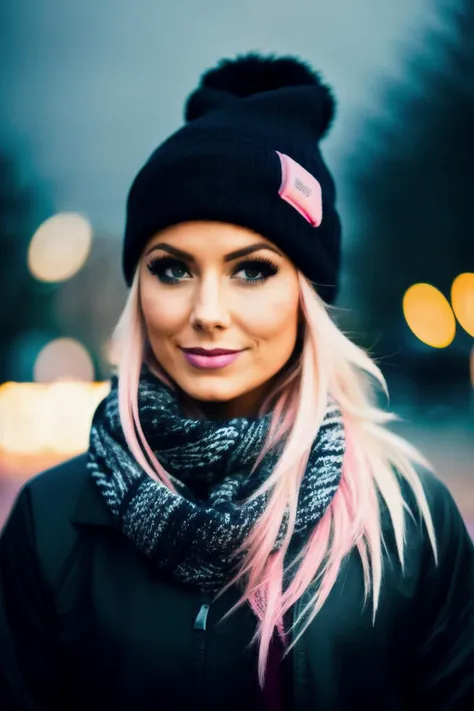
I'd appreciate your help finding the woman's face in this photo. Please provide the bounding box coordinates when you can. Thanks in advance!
[139,221,300,418]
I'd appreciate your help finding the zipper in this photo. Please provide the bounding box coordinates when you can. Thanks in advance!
[194,598,211,631]
[193,592,212,702]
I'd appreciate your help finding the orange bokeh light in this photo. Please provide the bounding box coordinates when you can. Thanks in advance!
[451,273,474,338]
[403,283,456,348]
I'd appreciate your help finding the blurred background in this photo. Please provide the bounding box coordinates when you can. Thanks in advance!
[0,0,472,534]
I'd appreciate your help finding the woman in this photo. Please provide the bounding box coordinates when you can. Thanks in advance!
[1,53,473,711]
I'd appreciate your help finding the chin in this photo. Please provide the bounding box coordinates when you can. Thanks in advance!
[178,377,245,403]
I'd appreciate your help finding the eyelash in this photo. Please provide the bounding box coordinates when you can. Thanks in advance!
[146,256,280,285]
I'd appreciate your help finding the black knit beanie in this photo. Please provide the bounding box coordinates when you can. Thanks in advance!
[123,53,341,303]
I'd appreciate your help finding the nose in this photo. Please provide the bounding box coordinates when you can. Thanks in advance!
[190,274,231,332]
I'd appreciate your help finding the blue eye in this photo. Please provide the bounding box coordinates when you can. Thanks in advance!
[147,258,190,283]
[240,267,262,280]
[234,258,280,284]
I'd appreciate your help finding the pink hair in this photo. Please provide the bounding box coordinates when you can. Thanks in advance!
[109,269,439,688]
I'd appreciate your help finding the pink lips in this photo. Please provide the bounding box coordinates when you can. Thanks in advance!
[181,348,243,370]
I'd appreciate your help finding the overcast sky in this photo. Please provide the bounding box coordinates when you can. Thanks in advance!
[1,0,447,236]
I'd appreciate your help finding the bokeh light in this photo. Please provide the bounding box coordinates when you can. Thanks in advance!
[451,273,474,338]
[34,338,95,382]
[470,346,474,390]
[45,381,108,454]
[27,212,92,283]
[403,283,456,348]
[0,383,52,453]
[0,381,110,455]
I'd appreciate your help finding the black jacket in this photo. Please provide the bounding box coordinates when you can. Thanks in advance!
[0,454,473,710]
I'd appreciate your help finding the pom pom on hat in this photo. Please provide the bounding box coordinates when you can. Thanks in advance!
[184,52,336,137]
[198,52,327,96]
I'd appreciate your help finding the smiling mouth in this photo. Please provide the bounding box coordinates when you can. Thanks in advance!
[180,347,243,356]
[180,348,244,370]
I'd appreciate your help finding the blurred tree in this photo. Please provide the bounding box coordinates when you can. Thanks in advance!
[0,150,57,382]
[342,0,474,393]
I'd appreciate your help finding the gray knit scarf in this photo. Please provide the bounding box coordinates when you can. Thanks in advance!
[87,363,345,593]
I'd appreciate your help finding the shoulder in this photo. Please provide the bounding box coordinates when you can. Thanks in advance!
[377,466,473,594]
[2,453,120,592]
[379,466,464,543]
[1,454,104,586]
[24,453,91,515]
[5,454,91,538]
[2,454,89,535]
[415,467,461,515]
[398,467,474,596]
[22,452,115,535]
[400,467,471,549]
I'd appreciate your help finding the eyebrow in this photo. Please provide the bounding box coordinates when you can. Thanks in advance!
[145,241,283,262]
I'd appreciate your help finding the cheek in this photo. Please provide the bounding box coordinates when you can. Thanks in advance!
[141,289,187,336]
[240,287,299,341]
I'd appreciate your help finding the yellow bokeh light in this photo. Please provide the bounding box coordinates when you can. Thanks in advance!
[34,338,95,382]
[0,383,52,453]
[403,283,456,348]
[470,346,474,389]
[45,381,110,453]
[28,212,92,283]
[0,381,110,455]
[451,273,474,337]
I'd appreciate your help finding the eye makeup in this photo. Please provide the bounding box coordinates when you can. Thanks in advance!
[146,255,280,285]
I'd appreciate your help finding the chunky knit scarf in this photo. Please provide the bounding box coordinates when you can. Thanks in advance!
[88,364,345,594]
